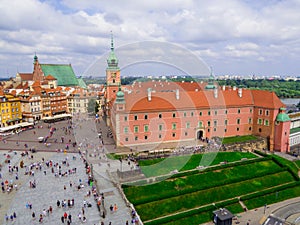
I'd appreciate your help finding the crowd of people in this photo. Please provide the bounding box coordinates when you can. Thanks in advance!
[0,116,136,224]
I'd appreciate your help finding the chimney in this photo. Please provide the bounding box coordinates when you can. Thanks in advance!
[175,89,179,100]
[214,88,218,98]
[238,88,242,97]
[233,86,237,91]
[147,88,151,101]
[222,85,226,91]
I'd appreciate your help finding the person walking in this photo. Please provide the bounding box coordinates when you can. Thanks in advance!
[68,214,72,223]
[32,212,35,220]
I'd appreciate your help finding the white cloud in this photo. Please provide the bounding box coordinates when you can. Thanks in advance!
[0,0,300,77]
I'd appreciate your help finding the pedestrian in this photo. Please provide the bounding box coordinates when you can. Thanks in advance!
[68,214,72,223]
[49,206,53,213]
[32,212,35,220]
[110,205,113,212]
[113,204,118,212]
[61,216,65,223]
[13,212,16,218]
[64,212,68,220]
[57,200,60,207]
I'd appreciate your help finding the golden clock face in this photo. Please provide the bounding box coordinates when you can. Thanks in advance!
[111,73,116,78]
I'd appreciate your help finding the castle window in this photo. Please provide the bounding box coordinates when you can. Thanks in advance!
[144,125,149,132]
[248,118,252,124]
[199,111,202,116]
[125,137,128,142]
[265,110,269,116]
[224,128,227,133]
[113,79,115,83]
[158,113,162,118]
[124,127,128,134]
[144,114,148,120]
[208,111,211,116]
[249,127,252,131]
[159,134,162,139]
[185,132,188,136]
[186,122,190,129]
[172,123,177,130]
[159,124,163,131]
[214,110,218,115]
[135,136,138,141]
[134,126,139,133]
[259,128,262,132]
[250,108,253,113]
[237,118,240,124]
[238,109,241,114]
[237,127,239,131]
[259,109,263,115]
[225,110,228,114]
[134,115,138,120]
[184,112,187,117]
[198,121,203,127]
[264,120,269,126]
[207,121,211,127]
[173,113,176,118]
[172,133,176,137]
[225,119,228,125]
[144,135,148,140]
[258,118,263,125]
[214,120,218,127]
[191,112,194,117]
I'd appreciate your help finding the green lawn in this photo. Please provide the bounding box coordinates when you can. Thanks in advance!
[222,135,258,144]
[136,171,294,221]
[124,159,281,205]
[244,182,300,210]
[123,154,300,224]
[139,152,257,177]
[295,160,300,168]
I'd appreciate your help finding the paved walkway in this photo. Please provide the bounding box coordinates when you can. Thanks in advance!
[0,118,134,225]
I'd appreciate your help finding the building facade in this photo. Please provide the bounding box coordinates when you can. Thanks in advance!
[0,91,22,127]
[105,40,291,152]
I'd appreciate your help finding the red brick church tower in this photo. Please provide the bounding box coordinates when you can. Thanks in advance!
[106,33,121,103]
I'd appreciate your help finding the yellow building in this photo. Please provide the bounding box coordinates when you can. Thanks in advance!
[0,92,22,127]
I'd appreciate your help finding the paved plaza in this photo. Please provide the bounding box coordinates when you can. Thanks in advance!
[0,117,134,225]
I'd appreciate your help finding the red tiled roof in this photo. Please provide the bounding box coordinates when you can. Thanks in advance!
[118,81,284,112]
[18,73,33,81]
[251,89,285,109]
[45,74,57,80]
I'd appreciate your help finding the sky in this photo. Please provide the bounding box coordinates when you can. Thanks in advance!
[0,0,300,78]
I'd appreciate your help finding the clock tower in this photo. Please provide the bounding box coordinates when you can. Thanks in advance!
[106,33,121,102]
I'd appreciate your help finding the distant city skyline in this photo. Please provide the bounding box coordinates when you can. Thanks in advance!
[1,0,300,78]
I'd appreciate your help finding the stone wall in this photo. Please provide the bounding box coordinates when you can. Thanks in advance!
[221,137,268,152]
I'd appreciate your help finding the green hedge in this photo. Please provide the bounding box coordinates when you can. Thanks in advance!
[243,182,300,210]
[240,181,299,201]
[271,155,299,181]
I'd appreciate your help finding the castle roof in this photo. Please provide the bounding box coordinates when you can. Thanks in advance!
[117,81,284,113]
